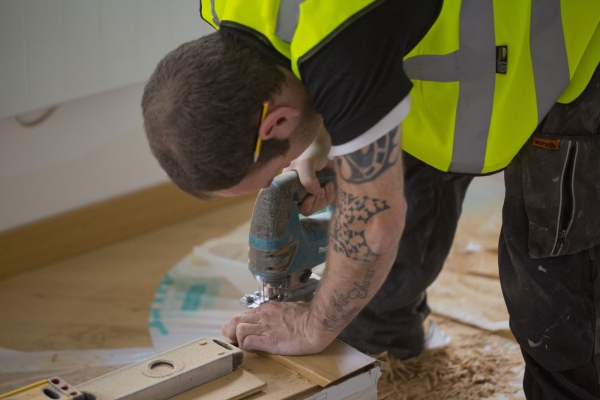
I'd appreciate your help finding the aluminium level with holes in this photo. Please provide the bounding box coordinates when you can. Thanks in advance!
[75,337,243,400]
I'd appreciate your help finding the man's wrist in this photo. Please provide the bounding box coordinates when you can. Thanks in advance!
[306,304,339,350]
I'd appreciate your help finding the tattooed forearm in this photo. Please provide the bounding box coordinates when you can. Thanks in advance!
[323,268,375,332]
[331,191,390,262]
[336,128,400,184]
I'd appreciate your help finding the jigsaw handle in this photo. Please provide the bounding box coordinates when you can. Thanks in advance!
[248,168,335,279]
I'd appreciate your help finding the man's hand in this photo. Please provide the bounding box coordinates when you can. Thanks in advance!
[222,301,333,355]
[283,125,335,215]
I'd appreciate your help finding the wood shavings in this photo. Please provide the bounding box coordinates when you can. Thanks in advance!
[374,330,524,400]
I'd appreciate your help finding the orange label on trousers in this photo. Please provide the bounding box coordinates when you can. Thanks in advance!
[532,137,560,151]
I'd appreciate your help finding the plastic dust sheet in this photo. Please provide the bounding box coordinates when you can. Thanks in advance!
[149,222,257,353]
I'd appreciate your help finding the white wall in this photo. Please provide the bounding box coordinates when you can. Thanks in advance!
[0,1,214,232]
[0,83,165,232]
[0,0,212,119]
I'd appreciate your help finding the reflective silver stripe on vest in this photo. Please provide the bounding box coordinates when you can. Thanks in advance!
[210,0,220,26]
[530,0,570,124]
[404,0,569,174]
[450,0,495,173]
[403,51,460,82]
[276,0,306,43]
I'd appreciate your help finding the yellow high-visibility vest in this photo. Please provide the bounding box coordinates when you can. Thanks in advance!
[200,0,600,174]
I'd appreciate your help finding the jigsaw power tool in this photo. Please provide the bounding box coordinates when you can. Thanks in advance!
[240,169,335,308]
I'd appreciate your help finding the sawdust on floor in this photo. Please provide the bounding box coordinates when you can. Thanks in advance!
[375,317,524,400]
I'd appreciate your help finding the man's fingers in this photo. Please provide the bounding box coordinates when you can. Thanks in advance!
[222,312,260,342]
[223,310,271,352]
[241,333,274,353]
[295,165,322,197]
[324,182,336,205]
[298,195,316,215]
[222,319,237,342]
[236,323,263,350]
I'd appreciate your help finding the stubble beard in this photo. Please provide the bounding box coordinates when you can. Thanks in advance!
[292,97,323,148]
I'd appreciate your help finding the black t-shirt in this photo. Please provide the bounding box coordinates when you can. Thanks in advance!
[301,0,440,156]
[222,0,441,156]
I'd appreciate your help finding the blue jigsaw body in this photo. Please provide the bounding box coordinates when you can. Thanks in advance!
[242,169,335,307]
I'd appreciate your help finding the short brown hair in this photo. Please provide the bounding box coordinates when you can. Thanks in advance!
[141,31,287,198]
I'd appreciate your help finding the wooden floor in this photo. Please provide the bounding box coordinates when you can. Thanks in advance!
[0,197,256,352]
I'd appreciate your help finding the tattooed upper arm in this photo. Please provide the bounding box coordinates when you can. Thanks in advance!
[330,126,402,262]
[336,127,400,184]
[331,192,390,262]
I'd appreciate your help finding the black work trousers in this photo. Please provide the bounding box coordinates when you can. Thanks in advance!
[499,65,600,399]
[338,151,473,360]
[500,158,600,398]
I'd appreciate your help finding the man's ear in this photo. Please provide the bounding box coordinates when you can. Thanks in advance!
[258,106,300,141]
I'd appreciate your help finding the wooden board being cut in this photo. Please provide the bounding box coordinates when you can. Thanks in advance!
[259,340,375,387]
[242,352,320,400]
[170,368,266,400]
